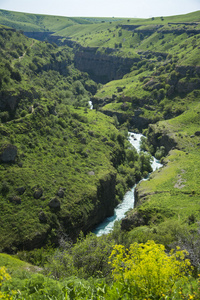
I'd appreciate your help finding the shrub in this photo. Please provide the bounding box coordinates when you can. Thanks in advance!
[109,240,191,299]
[23,273,66,298]
[155,146,165,160]
[0,267,16,299]
[10,51,18,58]
[1,181,10,195]
[20,110,27,117]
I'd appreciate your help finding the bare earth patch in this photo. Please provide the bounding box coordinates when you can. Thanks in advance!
[174,170,186,189]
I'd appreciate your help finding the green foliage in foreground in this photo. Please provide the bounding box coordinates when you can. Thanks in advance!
[1,240,200,299]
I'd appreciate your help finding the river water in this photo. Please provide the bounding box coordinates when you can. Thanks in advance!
[93,132,162,236]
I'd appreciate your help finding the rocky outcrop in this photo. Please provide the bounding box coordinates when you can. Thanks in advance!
[102,110,128,124]
[60,170,117,240]
[143,79,162,91]
[0,89,40,113]
[33,188,43,199]
[166,65,200,96]
[16,186,26,195]
[74,46,140,83]
[82,171,117,232]
[24,32,74,46]
[138,50,168,59]
[130,115,151,130]
[101,109,151,129]
[121,25,141,31]
[121,25,163,35]
[158,28,200,35]
[39,211,48,223]
[96,172,117,218]
[24,32,55,41]
[39,59,71,76]
[91,96,114,108]
[121,190,174,231]
[176,65,200,77]
[147,124,177,154]
[135,25,164,35]
[8,195,21,204]
[177,78,200,94]
[121,210,146,230]
[49,197,61,209]
[57,187,65,198]
[0,144,17,163]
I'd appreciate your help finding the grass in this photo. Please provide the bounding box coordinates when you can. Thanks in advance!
[0,105,121,250]
[0,253,38,273]
[0,9,124,32]
[0,26,121,251]
[0,25,156,251]
[130,101,200,230]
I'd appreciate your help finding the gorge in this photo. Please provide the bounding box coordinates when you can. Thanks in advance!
[0,8,200,299]
[93,132,162,236]
[0,8,200,254]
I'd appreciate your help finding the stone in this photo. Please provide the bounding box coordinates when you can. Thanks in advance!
[48,197,60,209]
[28,106,34,113]
[16,186,26,195]
[39,211,47,223]
[88,131,94,137]
[88,171,95,176]
[195,131,200,136]
[0,144,17,163]
[101,137,108,142]
[143,79,161,91]
[134,109,143,116]
[121,102,129,111]
[57,188,65,198]
[117,87,124,92]
[81,137,86,144]
[33,188,43,199]
[9,195,21,204]
[48,105,57,115]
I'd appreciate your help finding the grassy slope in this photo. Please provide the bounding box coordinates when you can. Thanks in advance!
[0,10,200,299]
[0,9,123,32]
[0,106,119,250]
[54,11,200,48]
[72,11,200,236]
[0,26,152,252]
[0,9,200,250]
[0,27,122,251]
[132,102,200,228]
[91,18,200,123]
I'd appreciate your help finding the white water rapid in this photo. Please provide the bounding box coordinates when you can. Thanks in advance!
[93,132,162,236]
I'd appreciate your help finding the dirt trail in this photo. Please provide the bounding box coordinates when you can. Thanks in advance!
[18,40,36,60]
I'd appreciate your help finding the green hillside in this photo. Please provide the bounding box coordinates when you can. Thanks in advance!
[0,26,153,252]
[0,9,123,32]
[0,8,200,300]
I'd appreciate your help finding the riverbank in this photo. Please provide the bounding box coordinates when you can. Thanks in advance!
[93,132,162,236]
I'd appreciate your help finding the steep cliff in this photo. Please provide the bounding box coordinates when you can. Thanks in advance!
[9,171,118,251]
[74,46,140,83]
[147,124,178,154]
